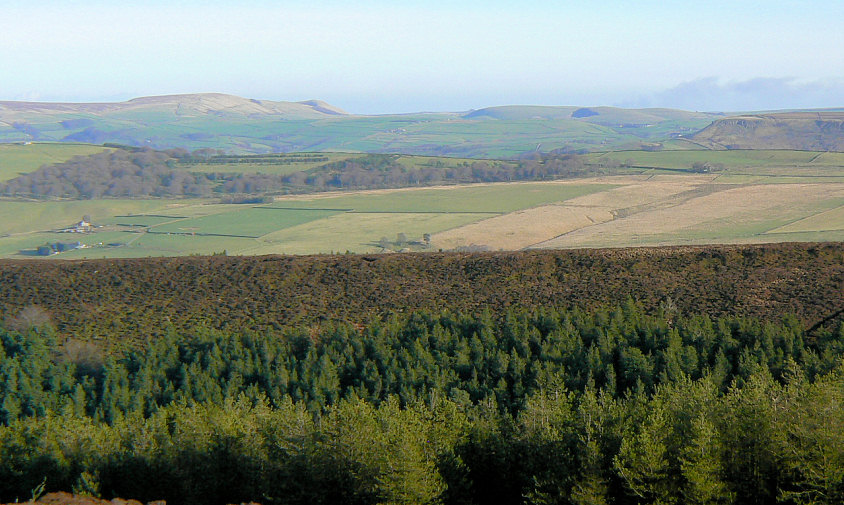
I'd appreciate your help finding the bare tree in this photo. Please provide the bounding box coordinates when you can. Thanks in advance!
[8,305,53,333]
[55,338,104,376]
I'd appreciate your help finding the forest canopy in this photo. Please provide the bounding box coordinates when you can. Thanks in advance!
[1,303,843,505]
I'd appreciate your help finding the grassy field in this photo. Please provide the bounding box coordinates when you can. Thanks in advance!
[0,142,110,181]
[179,153,359,175]
[531,181,844,249]
[244,212,491,255]
[1,145,843,258]
[0,181,614,258]
[267,182,613,213]
[3,172,844,258]
[178,152,504,177]
[766,203,844,234]
[586,149,844,177]
[148,208,342,237]
[0,199,187,235]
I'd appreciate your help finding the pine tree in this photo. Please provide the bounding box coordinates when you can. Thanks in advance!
[680,412,732,505]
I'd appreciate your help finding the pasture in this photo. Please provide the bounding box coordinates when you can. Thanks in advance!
[531,181,844,249]
[766,203,844,234]
[0,181,613,258]
[148,208,342,237]
[266,182,613,213]
[586,149,844,178]
[179,153,357,175]
[244,212,491,255]
[1,145,843,258]
[0,142,110,181]
[177,152,503,178]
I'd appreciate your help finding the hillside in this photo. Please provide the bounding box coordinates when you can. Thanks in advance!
[465,105,715,125]
[0,93,347,119]
[0,94,716,156]
[1,242,842,345]
[4,244,844,505]
[692,111,844,150]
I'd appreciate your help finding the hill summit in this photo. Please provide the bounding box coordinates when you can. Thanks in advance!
[0,93,347,119]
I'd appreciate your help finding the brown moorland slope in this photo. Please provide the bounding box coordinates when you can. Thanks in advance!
[1,243,842,346]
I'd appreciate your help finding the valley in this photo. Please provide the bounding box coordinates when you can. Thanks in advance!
[1,144,842,258]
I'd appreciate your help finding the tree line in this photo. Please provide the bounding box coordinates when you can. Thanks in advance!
[0,148,600,199]
[1,303,843,504]
[0,149,214,199]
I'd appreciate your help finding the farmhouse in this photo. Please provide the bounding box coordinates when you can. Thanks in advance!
[73,220,92,232]
[59,219,93,233]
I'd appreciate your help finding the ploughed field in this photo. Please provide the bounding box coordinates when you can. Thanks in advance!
[1,242,842,346]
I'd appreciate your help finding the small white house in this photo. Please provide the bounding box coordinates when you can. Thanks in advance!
[73,220,92,232]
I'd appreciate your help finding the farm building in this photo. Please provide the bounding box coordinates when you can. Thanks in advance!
[59,220,93,233]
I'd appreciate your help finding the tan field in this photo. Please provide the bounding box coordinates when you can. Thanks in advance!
[430,175,712,249]
[425,175,844,251]
[533,182,844,249]
[431,204,615,250]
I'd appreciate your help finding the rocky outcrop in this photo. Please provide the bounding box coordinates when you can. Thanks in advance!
[692,111,844,151]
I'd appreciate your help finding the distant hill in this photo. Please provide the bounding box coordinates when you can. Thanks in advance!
[464,105,717,125]
[2,93,839,156]
[0,93,347,120]
[692,111,844,151]
[463,105,581,120]
[0,94,716,156]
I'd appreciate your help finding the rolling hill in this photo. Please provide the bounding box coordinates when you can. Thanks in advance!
[0,94,717,157]
[3,94,843,157]
[464,105,715,125]
[0,93,347,119]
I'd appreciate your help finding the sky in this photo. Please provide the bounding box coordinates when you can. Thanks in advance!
[1,0,843,114]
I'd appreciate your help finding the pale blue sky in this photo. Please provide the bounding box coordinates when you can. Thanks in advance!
[1,0,842,113]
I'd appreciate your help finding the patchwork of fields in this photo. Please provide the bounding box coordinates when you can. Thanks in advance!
[0,182,614,257]
[1,145,843,258]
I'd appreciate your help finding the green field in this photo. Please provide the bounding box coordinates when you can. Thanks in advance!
[0,181,615,258]
[149,208,342,237]
[179,153,359,175]
[0,142,110,181]
[267,182,613,213]
[106,214,188,227]
[0,199,188,235]
[767,204,844,234]
[394,154,493,170]
[586,149,844,176]
[244,212,492,255]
